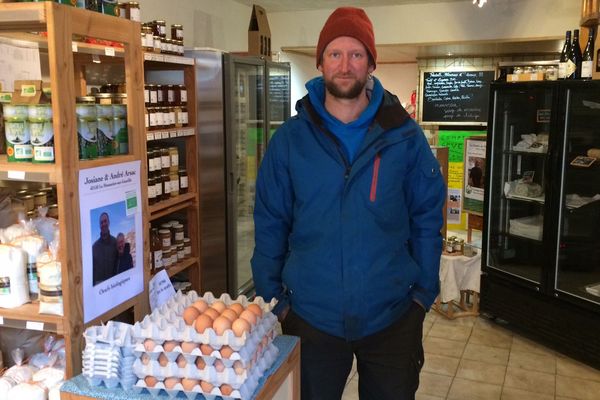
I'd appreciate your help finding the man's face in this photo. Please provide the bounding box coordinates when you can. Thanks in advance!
[319,36,374,100]
[100,214,110,237]
[117,235,125,253]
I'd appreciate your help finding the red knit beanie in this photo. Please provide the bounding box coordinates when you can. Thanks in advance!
[316,7,377,69]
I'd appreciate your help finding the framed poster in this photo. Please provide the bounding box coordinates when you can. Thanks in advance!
[463,135,487,215]
[79,161,144,323]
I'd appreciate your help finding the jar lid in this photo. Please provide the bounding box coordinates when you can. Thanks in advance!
[76,96,96,103]
[95,93,112,99]
[179,168,187,173]
[34,192,46,197]
[168,146,178,150]
[128,1,139,5]
[172,24,183,28]
[154,20,166,24]
[112,93,127,99]
[21,194,34,199]
[158,228,171,234]
[183,238,190,243]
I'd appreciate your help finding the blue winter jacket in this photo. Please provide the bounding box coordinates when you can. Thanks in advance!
[251,83,446,341]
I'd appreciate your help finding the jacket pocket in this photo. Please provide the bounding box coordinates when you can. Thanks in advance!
[369,152,381,202]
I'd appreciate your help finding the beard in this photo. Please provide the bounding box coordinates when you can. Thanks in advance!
[325,73,367,100]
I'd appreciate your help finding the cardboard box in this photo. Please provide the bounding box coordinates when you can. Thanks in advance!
[11,80,50,105]
[507,72,545,82]
[248,4,271,58]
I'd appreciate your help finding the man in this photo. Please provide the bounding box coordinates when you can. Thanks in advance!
[115,232,133,274]
[92,212,118,285]
[251,7,445,400]
[469,159,483,188]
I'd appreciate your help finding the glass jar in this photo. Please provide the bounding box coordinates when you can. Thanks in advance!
[177,243,185,261]
[170,245,178,265]
[180,105,188,127]
[179,169,188,194]
[183,237,191,257]
[161,171,171,201]
[34,192,47,208]
[148,175,157,205]
[112,93,127,105]
[167,85,175,106]
[160,147,171,172]
[179,85,187,105]
[169,171,179,197]
[173,106,182,128]
[120,1,140,21]
[172,85,181,106]
[176,40,184,56]
[545,65,558,81]
[513,66,524,75]
[168,107,176,128]
[152,20,166,38]
[156,84,164,106]
[154,172,163,201]
[141,25,153,51]
[158,228,171,249]
[160,38,168,54]
[168,146,179,171]
[148,84,158,106]
[173,223,185,243]
[171,24,183,41]
[95,93,113,105]
[22,195,35,212]
[523,66,534,74]
[153,35,161,53]
[162,247,172,269]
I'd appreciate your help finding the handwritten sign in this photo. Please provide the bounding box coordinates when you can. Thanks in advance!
[149,269,175,312]
[420,70,495,124]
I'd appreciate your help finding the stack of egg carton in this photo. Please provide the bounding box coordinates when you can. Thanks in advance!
[132,291,279,399]
[82,321,137,389]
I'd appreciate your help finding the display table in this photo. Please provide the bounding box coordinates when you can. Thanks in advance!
[60,335,300,400]
[433,252,481,319]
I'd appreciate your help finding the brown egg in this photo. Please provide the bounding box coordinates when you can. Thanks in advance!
[212,316,232,335]
[181,378,199,391]
[162,340,180,352]
[194,314,214,334]
[247,303,263,317]
[220,308,238,322]
[176,354,187,368]
[220,345,234,358]
[233,360,245,375]
[158,353,169,367]
[143,338,156,352]
[200,380,214,393]
[164,377,181,389]
[200,343,213,355]
[239,309,257,326]
[232,318,251,337]
[183,306,200,326]
[210,300,226,313]
[214,359,225,372]
[229,303,244,316]
[144,376,158,387]
[203,307,220,320]
[181,341,198,353]
[195,356,206,370]
[192,299,209,313]
[220,384,233,396]
[141,353,151,365]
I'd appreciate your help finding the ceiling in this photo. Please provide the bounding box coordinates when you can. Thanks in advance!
[234,0,562,63]
[232,0,466,13]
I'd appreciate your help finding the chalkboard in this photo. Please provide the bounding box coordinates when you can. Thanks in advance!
[419,70,495,125]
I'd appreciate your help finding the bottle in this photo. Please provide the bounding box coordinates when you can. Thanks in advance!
[558,30,571,79]
[569,29,582,79]
[582,27,595,79]
[151,228,163,272]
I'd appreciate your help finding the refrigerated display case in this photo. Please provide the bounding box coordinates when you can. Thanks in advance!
[482,81,600,368]
[187,49,291,297]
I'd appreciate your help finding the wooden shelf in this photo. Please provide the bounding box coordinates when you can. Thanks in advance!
[79,154,138,169]
[146,127,196,142]
[149,192,197,220]
[0,302,64,334]
[0,155,61,183]
[164,257,199,278]
[143,52,194,66]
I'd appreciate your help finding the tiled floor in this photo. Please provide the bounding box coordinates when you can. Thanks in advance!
[341,312,600,400]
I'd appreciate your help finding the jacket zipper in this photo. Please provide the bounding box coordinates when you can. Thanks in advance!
[370,152,381,202]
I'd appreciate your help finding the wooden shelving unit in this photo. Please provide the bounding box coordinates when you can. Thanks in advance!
[0,2,147,377]
[143,54,201,289]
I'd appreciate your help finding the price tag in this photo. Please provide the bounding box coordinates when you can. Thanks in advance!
[177,129,184,137]
[0,316,4,325]
[26,321,44,331]
[105,47,116,57]
[72,42,78,52]
[170,130,177,138]
[7,170,26,180]
[146,132,154,141]
[161,131,170,139]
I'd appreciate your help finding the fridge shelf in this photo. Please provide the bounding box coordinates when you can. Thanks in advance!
[505,193,545,204]
[504,149,548,156]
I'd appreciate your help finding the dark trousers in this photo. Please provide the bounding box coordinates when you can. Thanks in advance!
[282,303,425,400]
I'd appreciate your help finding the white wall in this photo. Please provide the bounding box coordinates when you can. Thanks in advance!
[136,0,251,51]
[374,63,419,107]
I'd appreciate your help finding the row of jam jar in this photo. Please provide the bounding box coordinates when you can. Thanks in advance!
[147,146,188,205]
[146,106,189,130]
[144,84,187,107]
[141,20,184,55]
[151,219,192,272]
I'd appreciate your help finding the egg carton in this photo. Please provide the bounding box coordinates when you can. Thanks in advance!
[132,309,277,352]
[133,341,278,387]
[83,374,137,390]
[132,326,277,370]
[84,321,135,349]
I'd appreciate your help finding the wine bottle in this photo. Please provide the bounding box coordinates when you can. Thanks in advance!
[582,27,595,79]
[569,29,582,79]
[558,30,571,79]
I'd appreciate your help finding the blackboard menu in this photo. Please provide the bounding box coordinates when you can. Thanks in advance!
[420,70,495,125]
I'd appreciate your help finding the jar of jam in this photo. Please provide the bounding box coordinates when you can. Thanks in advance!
[142,25,153,51]
[152,20,166,38]
[148,176,157,205]
[112,93,127,105]
[176,40,184,56]
[156,84,164,105]
[179,85,187,105]
[153,35,161,53]
[171,24,183,41]
[170,245,178,265]
[180,105,188,127]
[147,107,156,129]
[160,38,168,54]
[161,172,171,200]
[169,171,179,197]
[160,147,171,172]
[174,106,182,128]
[167,85,175,106]
[120,1,140,21]
[95,93,113,105]
[183,237,191,257]
[173,223,185,242]
[154,172,163,201]
[162,247,172,269]
[148,84,158,106]
[179,169,188,194]
[168,107,176,128]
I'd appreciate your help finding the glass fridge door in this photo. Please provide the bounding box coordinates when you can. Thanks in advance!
[486,84,554,285]
[266,62,290,143]
[227,57,265,296]
[555,84,600,304]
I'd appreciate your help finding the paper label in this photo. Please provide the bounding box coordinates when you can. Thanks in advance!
[148,269,175,312]
[582,61,593,78]
[105,47,116,57]
[21,84,36,97]
[26,321,44,331]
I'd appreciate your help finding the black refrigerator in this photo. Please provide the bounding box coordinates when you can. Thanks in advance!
[482,80,600,368]
[186,48,291,297]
